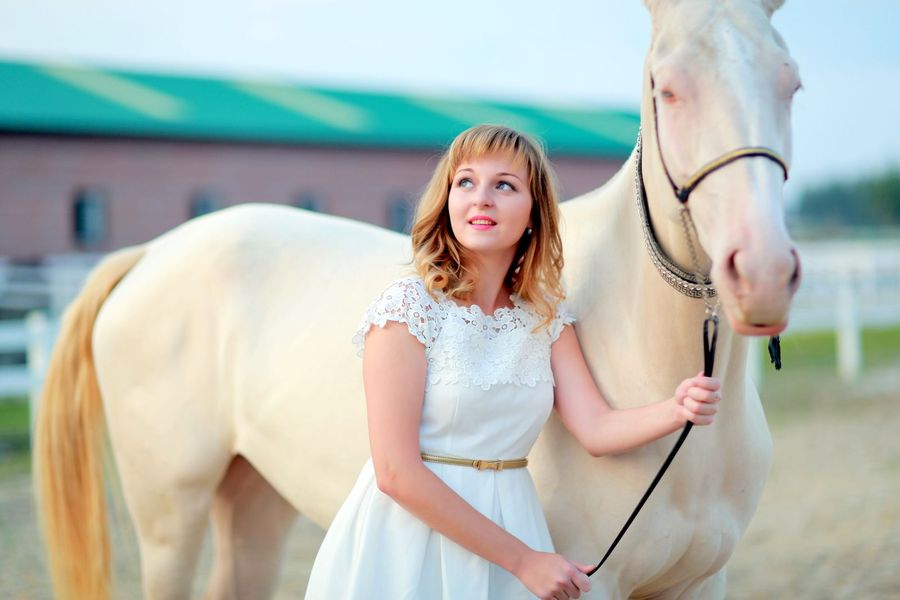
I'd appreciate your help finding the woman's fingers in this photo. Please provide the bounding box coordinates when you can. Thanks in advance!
[569,560,592,595]
[675,376,722,426]
[522,552,593,599]
[559,564,582,598]
[684,405,714,424]
[687,386,721,404]
[692,375,721,390]
[678,375,719,399]
[690,408,715,422]
[684,397,718,415]
[573,570,591,593]
[682,390,719,426]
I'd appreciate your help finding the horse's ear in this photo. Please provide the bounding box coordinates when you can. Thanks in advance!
[759,0,786,17]
[641,0,666,32]
[642,0,661,13]
[643,0,786,18]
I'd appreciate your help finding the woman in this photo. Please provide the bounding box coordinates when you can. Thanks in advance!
[304,125,720,600]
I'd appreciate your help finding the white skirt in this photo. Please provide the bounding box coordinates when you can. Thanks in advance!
[304,459,554,600]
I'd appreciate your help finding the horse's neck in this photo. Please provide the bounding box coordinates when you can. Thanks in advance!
[562,150,749,410]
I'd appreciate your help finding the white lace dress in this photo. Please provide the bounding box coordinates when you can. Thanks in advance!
[304,275,575,600]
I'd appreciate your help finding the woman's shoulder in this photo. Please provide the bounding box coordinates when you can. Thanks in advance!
[548,298,576,343]
[382,273,428,294]
[352,275,441,356]
[375,275,441,310]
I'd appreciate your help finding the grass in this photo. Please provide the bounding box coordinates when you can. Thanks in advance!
[756,325,900,426]
[865,326,900,368]
[0,397,31,478]
[769,326,900,370]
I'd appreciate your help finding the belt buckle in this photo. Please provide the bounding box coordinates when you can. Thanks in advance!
[473,459,503,471]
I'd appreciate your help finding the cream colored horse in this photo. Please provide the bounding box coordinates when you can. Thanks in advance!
[35,0,801,598]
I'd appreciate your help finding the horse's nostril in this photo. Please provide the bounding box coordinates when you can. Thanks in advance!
[788,248,801,291]
[726,249,740,282]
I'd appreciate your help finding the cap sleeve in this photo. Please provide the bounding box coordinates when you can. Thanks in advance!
[549,301,576,343]
[351,277,439,356]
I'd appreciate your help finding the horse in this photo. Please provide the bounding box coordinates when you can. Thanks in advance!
[34,0,802,598]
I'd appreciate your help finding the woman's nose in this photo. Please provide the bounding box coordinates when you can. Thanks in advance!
[473,186,494,207]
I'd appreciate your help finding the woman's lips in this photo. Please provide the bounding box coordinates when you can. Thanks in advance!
[468,217,497,231]
[470,223,496,231]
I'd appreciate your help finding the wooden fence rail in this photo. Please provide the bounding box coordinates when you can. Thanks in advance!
[2,241,899,402]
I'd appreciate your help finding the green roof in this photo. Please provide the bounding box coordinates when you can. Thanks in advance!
[0,60,639,158]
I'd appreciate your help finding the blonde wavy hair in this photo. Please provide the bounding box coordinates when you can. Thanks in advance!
[410,124,565,330]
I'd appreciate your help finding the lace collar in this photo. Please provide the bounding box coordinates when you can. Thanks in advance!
[431,287,529,321]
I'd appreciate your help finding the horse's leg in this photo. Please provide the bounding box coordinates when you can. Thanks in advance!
[106,387,234,600]
[646,570,725,600]
[203,455,299,600]
[678,570,726,600]
[115,443,232,600]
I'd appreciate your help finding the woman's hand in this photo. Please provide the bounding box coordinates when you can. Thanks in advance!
[514,550,592,599]
[673,371,721,426]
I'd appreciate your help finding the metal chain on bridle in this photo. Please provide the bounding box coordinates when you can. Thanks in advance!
[586,76,789,577]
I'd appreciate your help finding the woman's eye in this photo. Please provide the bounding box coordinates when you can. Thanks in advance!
[457,177,474,188]
[497,181,515,191]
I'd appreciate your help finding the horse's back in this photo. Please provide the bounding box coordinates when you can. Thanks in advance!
[93,203,411,526]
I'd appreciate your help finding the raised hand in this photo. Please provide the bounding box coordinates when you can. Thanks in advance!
[673,371,721,426]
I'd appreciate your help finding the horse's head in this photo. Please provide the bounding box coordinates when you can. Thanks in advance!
[641,0,801,336]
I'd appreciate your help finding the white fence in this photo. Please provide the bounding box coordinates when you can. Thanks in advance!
[790,239,900,332]
[0,257,93,402]
[0,313,57,402]
[1,241,899,401]
[781,239,900,383]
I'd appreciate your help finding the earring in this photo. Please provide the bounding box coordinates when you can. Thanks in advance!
[526,227,533,236]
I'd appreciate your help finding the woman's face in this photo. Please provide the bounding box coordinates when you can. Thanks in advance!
[447,152,533,266]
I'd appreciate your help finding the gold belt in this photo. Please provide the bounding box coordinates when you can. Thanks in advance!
[420,452,528,471]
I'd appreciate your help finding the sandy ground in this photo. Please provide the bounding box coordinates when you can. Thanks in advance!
[725,391,900,598]
[2,392,898,599]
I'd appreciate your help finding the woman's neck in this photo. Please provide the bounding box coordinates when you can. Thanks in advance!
[461,254,515,314]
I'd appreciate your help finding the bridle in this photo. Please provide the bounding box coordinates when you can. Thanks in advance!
[645,73,790,312]
[643,73,789,372]
[650,77,789,204]
[585,75,789,578]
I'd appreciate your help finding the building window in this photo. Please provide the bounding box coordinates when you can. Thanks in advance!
[72,187,108,247]
[189,189,224,219]
[388,195,414,233]
[293,191,323,213]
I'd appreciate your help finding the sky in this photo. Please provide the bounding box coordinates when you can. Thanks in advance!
[1,0,899,201]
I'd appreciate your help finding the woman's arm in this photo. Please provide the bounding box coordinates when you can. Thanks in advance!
[364,321,592,599]
[550,325,720,457]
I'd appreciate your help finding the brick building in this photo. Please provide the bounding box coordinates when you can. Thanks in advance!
[0,60,638,263]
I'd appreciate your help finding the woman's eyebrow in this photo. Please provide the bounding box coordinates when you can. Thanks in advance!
[454,168,524,182]
[498,172,524,182]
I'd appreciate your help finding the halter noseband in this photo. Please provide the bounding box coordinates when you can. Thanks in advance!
[650,76,789,205]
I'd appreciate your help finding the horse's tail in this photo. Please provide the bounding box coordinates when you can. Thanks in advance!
[34,244,147,600]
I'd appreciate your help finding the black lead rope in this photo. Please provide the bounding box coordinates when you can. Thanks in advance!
[586,315,719,577]
[768,335,782,370]
[584,95,790,577]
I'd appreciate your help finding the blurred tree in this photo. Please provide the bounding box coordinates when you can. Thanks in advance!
[793,168,900,229]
